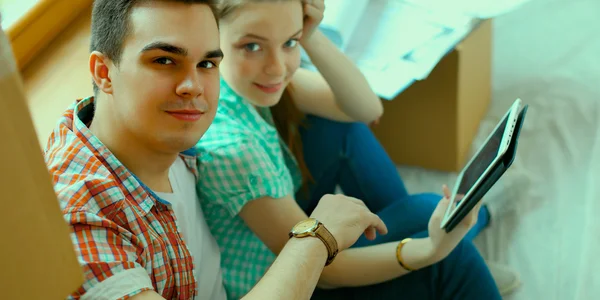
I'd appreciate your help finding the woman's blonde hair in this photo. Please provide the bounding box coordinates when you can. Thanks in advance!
[216,0,314,190]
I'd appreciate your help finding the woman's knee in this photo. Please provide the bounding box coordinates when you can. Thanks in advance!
[443,239,485,269]
[437,239,500,298]
[305,115,368,135]
[413,193,443,204]
[345,121,373,137]
[302,115,358,146]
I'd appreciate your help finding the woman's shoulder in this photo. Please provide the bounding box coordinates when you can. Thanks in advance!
[217,78,248,110]
[205,81,277,148]
[213,82,260,125]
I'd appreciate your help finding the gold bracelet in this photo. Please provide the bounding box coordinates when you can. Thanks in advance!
[396,238,417,272]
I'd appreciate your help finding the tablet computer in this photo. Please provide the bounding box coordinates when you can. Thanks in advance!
[441,99,529,232]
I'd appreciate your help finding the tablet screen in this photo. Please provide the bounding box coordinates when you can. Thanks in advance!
[453,116,509,205]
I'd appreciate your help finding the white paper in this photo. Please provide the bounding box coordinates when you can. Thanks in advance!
[346,1,446,67]
[311,0,528,100]
[401,24,473,80]
[405,0,532,19]
[340,0,457,99]
[320,0,369,51]
[361,60,416,100]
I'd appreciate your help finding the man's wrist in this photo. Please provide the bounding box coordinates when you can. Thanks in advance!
[288,236,328,264]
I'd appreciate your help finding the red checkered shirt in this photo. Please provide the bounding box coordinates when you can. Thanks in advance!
[45,97,198,299]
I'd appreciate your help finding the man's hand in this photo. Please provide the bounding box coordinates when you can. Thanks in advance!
[310,194,388,251]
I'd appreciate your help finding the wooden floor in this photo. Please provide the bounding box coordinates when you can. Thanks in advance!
[22,7,92,146]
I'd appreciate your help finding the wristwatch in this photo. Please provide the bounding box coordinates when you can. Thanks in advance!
[289,218,339,266]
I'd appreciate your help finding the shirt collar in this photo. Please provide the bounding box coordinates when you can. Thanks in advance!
[71,97,199,215]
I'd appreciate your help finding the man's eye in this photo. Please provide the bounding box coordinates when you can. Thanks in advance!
[154,57,174,65]
[244,43,261,52]
[199,61,217,69]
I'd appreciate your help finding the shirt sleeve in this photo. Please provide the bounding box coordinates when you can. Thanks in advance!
[197,137,295,216]
[66,211,154,300]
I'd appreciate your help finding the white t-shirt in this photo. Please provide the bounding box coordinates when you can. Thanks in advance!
[156,157,227,300]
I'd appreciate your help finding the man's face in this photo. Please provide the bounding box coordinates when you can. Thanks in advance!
[104,2,222,153]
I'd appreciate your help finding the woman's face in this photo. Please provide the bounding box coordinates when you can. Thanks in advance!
[218,1,303,107]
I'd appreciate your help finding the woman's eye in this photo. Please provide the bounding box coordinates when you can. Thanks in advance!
[244,43,261,52]
[284,39,299,48]
[154,57,174,65]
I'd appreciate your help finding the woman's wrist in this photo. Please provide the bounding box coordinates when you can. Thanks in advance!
[397,237,440,270]
[300,29,326,51]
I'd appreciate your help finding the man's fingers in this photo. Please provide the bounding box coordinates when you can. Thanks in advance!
[363,227,376,240]
[331,194,387,235]
[350,196,387,235]
[367,213,388,235]
[328,194,365,207]
[345,196,367,208]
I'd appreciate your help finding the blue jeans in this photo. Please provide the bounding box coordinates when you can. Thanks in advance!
[295,116,500,300]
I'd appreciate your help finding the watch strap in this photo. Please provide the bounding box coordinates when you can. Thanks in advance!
[315,223,339,266]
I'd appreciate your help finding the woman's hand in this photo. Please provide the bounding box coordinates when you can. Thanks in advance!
[369,117,381,128]
[426,185,483,262]
[300,0,325,43]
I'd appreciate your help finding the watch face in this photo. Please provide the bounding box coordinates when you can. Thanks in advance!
[293,218,319,234]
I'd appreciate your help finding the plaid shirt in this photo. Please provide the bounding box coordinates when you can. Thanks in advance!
[195,79,303,299]
[44,97,199,299]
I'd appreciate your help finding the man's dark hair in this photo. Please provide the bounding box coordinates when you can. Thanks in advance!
[90,0,218,94]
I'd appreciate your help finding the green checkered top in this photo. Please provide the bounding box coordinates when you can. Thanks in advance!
[195,78,303,299]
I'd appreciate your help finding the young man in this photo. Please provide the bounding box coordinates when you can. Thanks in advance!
[42,1,387,299]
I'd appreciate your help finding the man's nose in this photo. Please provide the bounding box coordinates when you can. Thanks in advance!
[176,70,204,98]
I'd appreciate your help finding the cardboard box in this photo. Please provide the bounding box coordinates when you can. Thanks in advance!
[371,20,493,172]
[0,25,83,299]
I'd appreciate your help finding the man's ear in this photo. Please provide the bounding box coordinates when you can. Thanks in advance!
[89,51,114,94]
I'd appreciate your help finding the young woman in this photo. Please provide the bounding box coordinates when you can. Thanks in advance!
[196,0,517,298]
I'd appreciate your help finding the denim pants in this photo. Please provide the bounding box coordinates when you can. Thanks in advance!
[295,115,500,300]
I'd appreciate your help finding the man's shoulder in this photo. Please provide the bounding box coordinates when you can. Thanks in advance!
[49,157,126,218]
[44,112,126,217]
